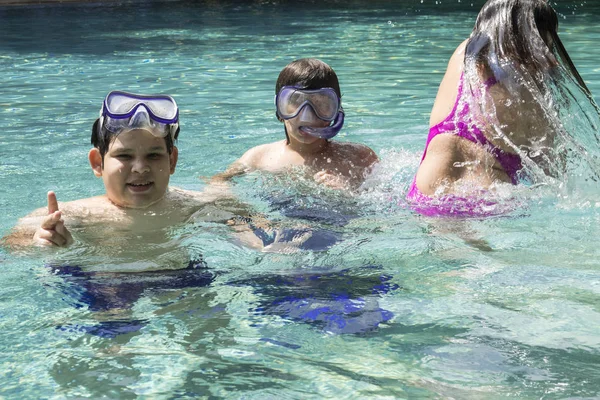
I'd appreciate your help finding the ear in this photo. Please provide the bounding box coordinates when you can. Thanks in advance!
[169,146,178,175]
[88,148,103,177]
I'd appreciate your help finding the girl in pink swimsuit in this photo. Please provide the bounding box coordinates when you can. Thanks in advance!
[407,0,597,217]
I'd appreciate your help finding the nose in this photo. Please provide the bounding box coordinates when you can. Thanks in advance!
[298,104,319,123]
[131,157,150,174]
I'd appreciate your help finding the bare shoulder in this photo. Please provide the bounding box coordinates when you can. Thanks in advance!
[238,141,285,167]
[62,195,112,212]
[449,40,468,66]
[441,39,468,91]
[211,141,285,183]
[17,196,106,221]
[331,141,379,167]
[429,39,468,126]
[52,196,121,224]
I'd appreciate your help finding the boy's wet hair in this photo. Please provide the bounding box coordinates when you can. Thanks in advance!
[91,119,178,161]
[276,58,341,97]
[275,58,342,143]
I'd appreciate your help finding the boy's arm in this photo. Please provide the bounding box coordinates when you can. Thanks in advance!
[2,191,74,250]
[209,160,249,184]
[209,146,264,184]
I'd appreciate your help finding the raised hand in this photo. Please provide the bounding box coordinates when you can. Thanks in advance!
[33,191,74,247]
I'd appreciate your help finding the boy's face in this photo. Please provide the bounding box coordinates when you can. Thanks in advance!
[89,128,178,209]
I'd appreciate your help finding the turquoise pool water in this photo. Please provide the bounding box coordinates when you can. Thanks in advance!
[1,0,600,398]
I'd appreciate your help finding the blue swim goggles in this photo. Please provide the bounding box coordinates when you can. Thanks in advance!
[99,91,179,138]
[275,86,344,139]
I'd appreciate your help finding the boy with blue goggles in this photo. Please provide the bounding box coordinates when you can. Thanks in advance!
[211,58,378,191]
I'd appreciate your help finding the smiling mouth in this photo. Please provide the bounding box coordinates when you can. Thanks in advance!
[127,181,154,192]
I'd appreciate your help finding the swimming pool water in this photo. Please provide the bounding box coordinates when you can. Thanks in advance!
[1,0,600,398]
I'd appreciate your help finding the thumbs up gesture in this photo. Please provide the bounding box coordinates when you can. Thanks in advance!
[33,191,74,247]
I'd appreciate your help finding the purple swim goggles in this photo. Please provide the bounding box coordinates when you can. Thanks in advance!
[275,86,344,139]
[99,91,179,138]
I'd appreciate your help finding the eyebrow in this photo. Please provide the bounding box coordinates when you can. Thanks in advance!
[111,146,167,153]
[148,146,167,152]
[110,147,133,153]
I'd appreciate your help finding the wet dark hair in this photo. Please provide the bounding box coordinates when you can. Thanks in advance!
[462,0,600,182]
[91,118,178,162]
[276,58,341,97]
[465,0,588,91]
[275,58,342,143]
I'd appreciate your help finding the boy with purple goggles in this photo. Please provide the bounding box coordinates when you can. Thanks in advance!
[3,91,239,250]
[212,58,378,191]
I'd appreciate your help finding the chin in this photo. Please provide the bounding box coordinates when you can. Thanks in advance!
[294,131,319,144]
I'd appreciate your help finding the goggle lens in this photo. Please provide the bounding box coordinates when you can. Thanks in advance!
[103,91,179,123]
[276,87,340,121]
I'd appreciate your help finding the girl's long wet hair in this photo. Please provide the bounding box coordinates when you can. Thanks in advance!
[465,0,588,92]
[275,58,341,144]
[462,0,600,186]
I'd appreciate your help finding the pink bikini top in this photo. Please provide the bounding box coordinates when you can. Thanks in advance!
[421,73,522,183]
[406,73,522,217]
